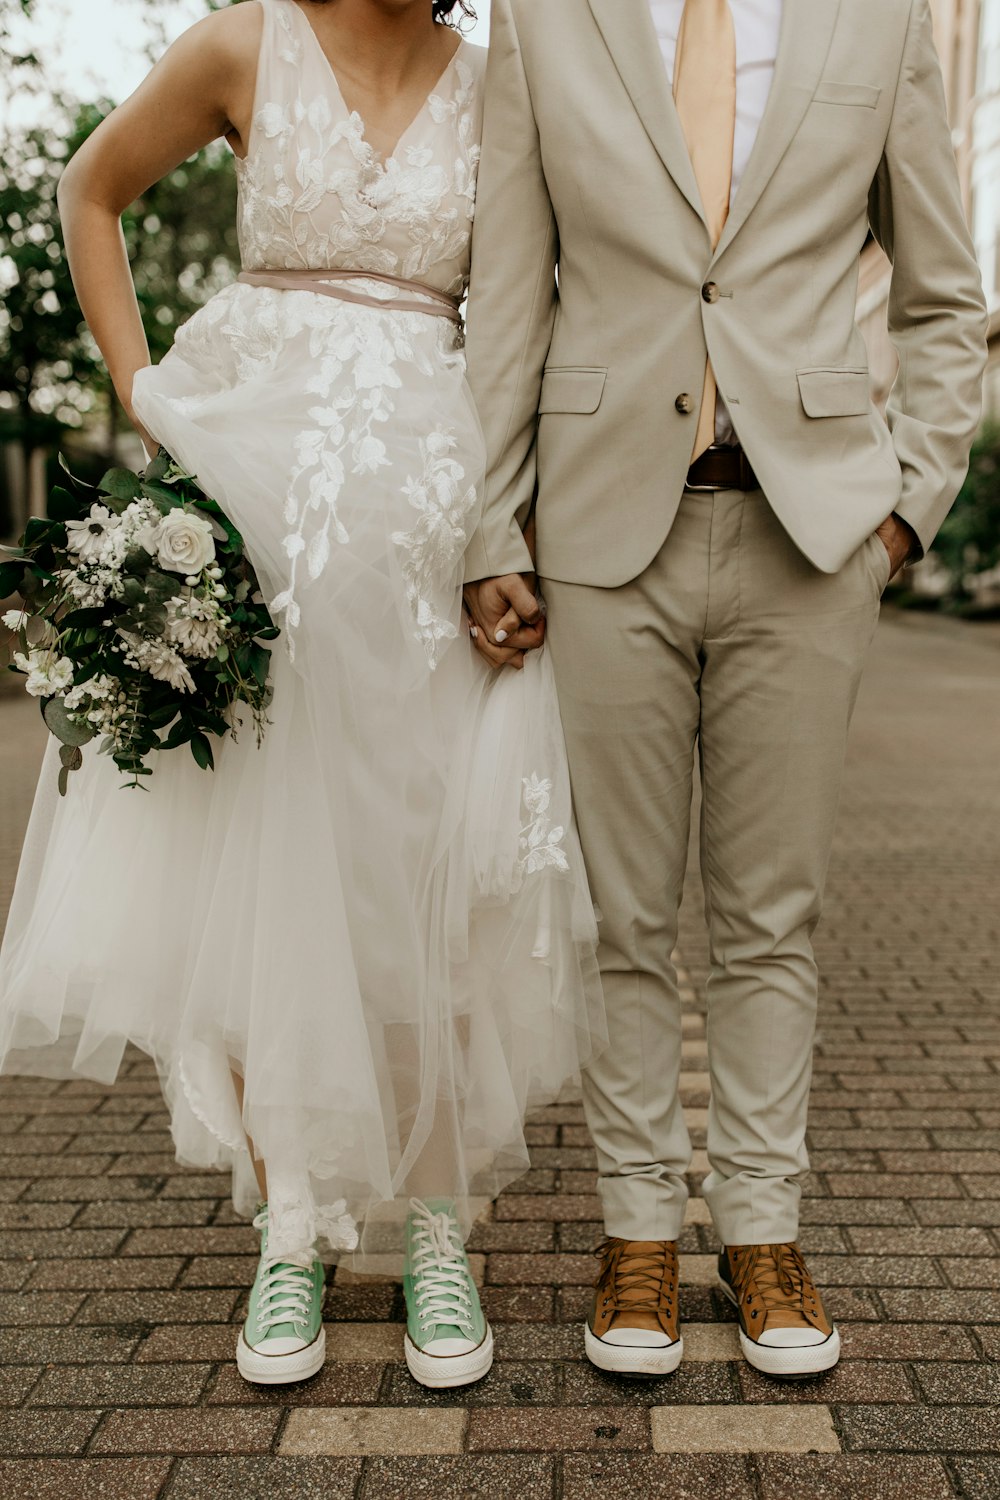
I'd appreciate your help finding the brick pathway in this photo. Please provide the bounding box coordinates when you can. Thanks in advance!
[0,609,998,1499]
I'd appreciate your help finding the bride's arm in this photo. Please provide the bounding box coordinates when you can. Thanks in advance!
[56,6,262,455]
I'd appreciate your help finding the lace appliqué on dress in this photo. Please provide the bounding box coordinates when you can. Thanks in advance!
[391,428,478,667]
[268,1175,360,1258]
[519,774,570,877]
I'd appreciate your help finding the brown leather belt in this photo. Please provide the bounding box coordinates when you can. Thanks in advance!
[686,444,759,492]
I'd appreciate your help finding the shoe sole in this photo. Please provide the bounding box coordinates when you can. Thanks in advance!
[404,1324,494,1389]
[717,1277,842,1379]
[583,1322,684,1377]
[236,1326,326,1385]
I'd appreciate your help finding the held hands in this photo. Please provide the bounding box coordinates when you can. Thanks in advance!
[463,572,545,670]
[875,512,918,580]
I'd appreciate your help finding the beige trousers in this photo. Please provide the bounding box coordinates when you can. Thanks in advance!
[543,489,889,1245]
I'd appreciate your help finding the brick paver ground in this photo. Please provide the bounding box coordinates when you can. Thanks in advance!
[0,608,997,1499]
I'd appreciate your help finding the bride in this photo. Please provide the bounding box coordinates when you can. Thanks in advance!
[0,0,603,1390]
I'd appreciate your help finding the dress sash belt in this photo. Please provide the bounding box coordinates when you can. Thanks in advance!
[237,267,463,323]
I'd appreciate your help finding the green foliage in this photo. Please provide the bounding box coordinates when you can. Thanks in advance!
[0,100,239,449]
[931,423,1000,608]
[6,451,277,792]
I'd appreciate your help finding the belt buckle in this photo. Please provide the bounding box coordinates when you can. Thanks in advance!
[685,444,733,493]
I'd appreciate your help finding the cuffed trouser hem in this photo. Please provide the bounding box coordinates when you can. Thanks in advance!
[702,1168,803,1247]
[597,1175,689,1244]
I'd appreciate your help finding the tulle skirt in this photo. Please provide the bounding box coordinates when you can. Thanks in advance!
[0,284,605,1260]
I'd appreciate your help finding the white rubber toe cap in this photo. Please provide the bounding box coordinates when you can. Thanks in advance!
[416,1336,479,1357]
[597,1327,676,1348]
[757,1327,831,1349]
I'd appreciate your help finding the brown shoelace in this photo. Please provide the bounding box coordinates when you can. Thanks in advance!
[595,1238,678,1317]
[729,1243,820,1328]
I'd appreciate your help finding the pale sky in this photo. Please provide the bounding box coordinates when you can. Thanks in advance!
[3,0,492,128]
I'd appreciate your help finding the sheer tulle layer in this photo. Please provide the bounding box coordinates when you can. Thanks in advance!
[0,287,605,1260]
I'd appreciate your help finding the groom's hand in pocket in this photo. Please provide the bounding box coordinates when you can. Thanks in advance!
[463,574,545,671]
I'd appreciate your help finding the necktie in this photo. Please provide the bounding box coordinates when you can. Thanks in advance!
[673,0,737,461]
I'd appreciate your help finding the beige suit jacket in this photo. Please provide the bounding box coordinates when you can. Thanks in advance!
[463,0,988,585]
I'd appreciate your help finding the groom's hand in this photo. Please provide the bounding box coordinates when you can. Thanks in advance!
[875,512,919,580]
[463,573,545,671]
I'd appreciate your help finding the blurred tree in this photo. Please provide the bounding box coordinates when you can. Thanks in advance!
[931,424,1000,610]
[0,0,241,535]
[0,102,238,530]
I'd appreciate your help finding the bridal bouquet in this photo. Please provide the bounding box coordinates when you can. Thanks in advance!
[2,451,279,793]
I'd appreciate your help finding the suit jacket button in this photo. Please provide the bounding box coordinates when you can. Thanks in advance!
[675,393,694,414]
[702,281,720,303]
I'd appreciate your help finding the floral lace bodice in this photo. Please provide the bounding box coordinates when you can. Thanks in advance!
[235,0,484,298]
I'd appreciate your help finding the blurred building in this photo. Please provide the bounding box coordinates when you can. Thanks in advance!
[860,0,1000,420]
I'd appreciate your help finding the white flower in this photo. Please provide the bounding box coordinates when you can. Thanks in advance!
[65,504,121,563]
[154,509,216,576]
[164,592,224,659]
[120,499,163,556]
[13,649,74,698]
[144,643,195,693]
[2,608,26,632]
[119,630,196,693]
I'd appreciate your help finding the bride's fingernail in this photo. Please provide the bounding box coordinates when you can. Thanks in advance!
[495,629,508,643]
[469,625,479,639]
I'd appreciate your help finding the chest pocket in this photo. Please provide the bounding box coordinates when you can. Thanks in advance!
[797,368,871,418]
[539,368,607,415]
[812,81,881,109]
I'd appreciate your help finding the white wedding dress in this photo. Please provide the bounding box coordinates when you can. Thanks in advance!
[0,0,604,1260]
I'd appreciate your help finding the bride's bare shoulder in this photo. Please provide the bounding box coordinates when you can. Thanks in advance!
[178,1,265,70]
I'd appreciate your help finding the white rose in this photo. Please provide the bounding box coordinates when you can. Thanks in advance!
[155,509,216,576]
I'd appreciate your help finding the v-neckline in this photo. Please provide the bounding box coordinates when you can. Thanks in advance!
[289,4,465,166]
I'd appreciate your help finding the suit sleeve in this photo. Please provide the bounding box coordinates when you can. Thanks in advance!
[867,0,988,559]
[462,0,558,583]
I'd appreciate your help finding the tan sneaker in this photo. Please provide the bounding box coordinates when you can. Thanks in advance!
[584,1238,684,1377]
[718,1242,841,1379]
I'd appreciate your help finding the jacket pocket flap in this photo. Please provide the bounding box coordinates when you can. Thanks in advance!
[813,81,881,108]
[539,368,607,415]
[797,367,871,418]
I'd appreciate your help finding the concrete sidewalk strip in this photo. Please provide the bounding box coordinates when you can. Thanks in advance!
[680,1254,721,1286]
[325,1321,404,1362]
[651,1404,840,1454]
[280,1407,467,1455]
[682,1322,742,1361]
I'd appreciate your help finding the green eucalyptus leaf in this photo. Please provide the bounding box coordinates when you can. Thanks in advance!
[59,744,84,772]
[100,468,143,502]
[144,570,183,603]
[43,697,96,748]
[57,765,70,798]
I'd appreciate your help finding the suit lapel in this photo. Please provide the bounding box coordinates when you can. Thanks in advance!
[586,0,707,230]
[713,0,843,258]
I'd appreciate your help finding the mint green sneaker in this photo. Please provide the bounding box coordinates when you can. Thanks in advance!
[236,1205,326,1385]
[403,1198,494,1388]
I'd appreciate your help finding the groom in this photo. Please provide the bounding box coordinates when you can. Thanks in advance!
[463,0,987,1378]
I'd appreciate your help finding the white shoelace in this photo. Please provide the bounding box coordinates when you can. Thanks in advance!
[251,1208,316,1332]
[408,1198,475,1336]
